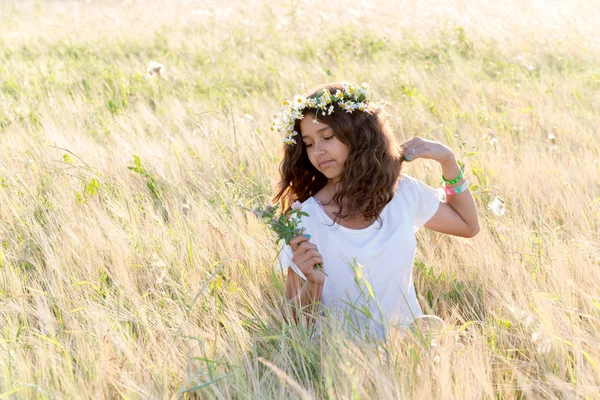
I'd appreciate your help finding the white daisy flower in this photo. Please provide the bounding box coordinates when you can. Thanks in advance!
[343,82,355,96]
[334,90,344,100]
[292,95,307,109]
[341,102,354,113]
[327,105,334,115]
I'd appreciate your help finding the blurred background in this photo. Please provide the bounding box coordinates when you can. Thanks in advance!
[1,0,599,398]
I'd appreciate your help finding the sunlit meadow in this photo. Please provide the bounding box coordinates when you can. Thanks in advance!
[1,0,599,398]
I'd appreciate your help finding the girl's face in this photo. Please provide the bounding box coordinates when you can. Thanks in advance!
[300,117,350,183]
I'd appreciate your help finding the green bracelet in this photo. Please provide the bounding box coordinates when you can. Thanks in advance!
[442,167,464,185]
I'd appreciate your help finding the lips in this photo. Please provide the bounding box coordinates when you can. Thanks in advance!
[319,160,334,167]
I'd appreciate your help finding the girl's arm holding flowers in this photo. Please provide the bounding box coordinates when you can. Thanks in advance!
[251,202,326,326]
[285,234,325,325]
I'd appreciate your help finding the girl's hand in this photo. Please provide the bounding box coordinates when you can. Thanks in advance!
[400,136,456,165]
[289,235,326,285]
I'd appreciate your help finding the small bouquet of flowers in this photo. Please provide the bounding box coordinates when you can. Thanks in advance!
[252,201,325,273]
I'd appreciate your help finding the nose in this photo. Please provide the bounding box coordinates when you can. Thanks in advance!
[313,140,326,155]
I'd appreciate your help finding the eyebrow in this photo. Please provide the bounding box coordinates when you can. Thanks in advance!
[302,126,331,140]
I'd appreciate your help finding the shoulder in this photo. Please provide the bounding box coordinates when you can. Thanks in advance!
[395,174,423,194]
[394,174,443,203]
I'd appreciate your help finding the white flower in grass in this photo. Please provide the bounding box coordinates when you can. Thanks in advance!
[487,196,505,216]
[291,201,302,211]
[150,252,168,284]
[147,61,164,77]
[531,331,539,342]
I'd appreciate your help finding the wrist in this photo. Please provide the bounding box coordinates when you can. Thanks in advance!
[303,279,323,303]
[306,279,324,289]
[440,153,457,167]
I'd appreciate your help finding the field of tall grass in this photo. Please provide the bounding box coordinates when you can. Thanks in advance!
[1,0,599,398]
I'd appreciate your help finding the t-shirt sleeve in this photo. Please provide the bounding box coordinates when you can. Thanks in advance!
[400,175,442,232]
[277,242,307,280]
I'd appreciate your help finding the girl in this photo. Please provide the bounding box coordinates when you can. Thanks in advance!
[272,81,480,341]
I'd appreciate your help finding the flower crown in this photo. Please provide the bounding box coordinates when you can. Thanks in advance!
[271,82,378,145]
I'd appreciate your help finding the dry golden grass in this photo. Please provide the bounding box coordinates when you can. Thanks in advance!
[1,0,599,398]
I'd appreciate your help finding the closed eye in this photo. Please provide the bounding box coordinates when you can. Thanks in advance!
[305,136,333,148]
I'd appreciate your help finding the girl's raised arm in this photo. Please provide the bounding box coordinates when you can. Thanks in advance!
[401,137,480,238]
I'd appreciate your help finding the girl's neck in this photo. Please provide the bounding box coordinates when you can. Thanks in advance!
[321,180,348,207]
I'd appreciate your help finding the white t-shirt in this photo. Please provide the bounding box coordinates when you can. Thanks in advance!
[277,174,442,340]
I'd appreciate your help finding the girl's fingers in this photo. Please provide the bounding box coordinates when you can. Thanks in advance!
[297,248,320,264]
[404,142,431,161]
[402,141,423,153]
[401,136,424,148]
[289,235,309,252]
[403,147,419,161]
[310,257,323,267]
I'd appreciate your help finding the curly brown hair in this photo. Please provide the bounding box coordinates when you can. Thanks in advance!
[272,82,406,228]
